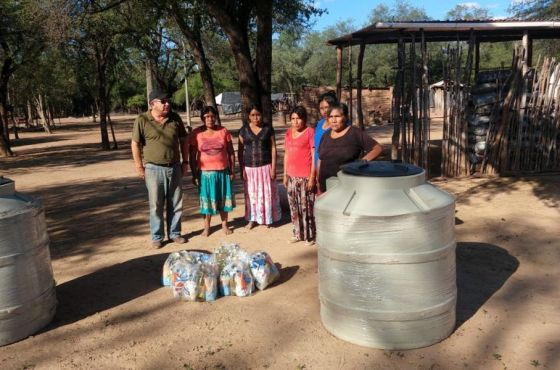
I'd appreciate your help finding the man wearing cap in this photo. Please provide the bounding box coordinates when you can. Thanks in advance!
[131,90,189,248]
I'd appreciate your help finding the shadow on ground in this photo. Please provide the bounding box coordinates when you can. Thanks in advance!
[24,177,171,260]
[2,140,133,172]
[50,253,168,329]
[456,242,519,327]
[10,136,70,148]
[47,254,299,330]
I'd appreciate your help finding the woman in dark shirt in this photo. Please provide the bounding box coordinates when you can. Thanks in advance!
[318,103,383,193]
[238,104,281,229]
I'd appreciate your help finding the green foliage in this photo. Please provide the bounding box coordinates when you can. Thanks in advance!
[6,0,560,123]
[272,30,306,92]
[127,94,146,109]
[445,4,490,20]
[359,2,430,86]
[510,0,560,19]
[368,0,430,23]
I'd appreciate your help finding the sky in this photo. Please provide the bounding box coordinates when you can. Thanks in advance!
[310,0,517,31]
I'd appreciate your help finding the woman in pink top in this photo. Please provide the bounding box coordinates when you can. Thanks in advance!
[282,106,316,245]
[189,106,236,236]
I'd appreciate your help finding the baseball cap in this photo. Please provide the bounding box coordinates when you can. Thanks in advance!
[149,90,170,103]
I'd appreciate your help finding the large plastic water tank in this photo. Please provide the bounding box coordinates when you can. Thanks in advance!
[0,177,56,346]
[315,161,456,350]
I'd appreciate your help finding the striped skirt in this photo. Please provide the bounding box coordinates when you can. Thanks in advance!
[199,169,235,215]
[287,176,316,242]
[243,164,281,224]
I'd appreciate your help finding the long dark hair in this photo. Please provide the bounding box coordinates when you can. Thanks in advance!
[246,103,262,116]
[290,105,308,124]
[319,91,338,106]
[200,105,219,120]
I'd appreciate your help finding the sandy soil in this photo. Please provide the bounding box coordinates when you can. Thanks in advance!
[0,114,559,370]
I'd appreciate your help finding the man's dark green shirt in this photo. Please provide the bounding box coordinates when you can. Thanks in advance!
[132,111,187,165]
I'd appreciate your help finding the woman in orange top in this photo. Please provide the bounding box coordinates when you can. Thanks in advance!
[189,106,236,236]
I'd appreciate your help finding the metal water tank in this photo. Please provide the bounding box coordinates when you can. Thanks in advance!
[0,177,56,346]
[315,161,456,350]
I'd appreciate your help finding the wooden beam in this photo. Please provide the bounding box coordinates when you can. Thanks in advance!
[348,44,353,123]
[421,30,430,174]
[474,39,480,81]
[392,37,404,161]
[336,46,343,100]
[522,31,530,75]
[356,43,365,130]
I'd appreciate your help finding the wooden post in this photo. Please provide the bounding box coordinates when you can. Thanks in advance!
[474,39,480,83]
[336,46,343,101]
[347,44,353,123]
[357,43,365,130]
[421,31,429,174]
[527,37,533,68]
[516,32,531,171]
[411,34,419,165]
[522,31,530,75]
[441,45,449,177]
[391,37,404,161]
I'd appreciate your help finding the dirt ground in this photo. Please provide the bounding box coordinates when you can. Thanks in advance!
[0,114,559,370]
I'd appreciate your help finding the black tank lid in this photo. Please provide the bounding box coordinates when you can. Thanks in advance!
[341,161,424,177]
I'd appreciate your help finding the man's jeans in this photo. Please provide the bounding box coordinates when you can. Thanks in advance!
[144,163,183,241]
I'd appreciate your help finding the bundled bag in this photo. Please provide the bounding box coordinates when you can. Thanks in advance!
[163,251,219,301]
[162,244,280,301]
[249,251,279,290]
[214,243,250,268]
[219,261,254,297]
[172,260,202,301]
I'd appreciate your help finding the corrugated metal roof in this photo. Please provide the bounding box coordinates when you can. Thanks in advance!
[327,20,560,46]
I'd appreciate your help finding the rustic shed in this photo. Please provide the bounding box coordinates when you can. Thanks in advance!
[327,20,560,176]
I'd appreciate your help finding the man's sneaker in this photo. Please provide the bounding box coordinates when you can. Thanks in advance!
[171,236,187,244]
[151,240,163,249]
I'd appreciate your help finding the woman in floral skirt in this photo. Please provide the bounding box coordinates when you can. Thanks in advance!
[238,104,281,229]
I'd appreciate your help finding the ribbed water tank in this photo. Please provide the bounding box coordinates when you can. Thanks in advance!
[315,161,456,350]
[0,178,56,346]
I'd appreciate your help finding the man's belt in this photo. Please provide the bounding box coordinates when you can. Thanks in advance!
[146,162,178,167]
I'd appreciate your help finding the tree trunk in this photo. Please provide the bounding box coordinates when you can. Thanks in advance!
[26,100,33,127]
[0,55,14,157]
[108,113,118,149]
[146,60,154,108]
[10,108,19,140]
[48,104,55,128]
[255,0,273,125]
[92,103,97,123]
[35,94,52,134]
[95,43,111,150]
[206,0,259,123]
[170,8,220,124]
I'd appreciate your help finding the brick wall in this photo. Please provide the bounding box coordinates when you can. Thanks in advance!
[300,86,393,126]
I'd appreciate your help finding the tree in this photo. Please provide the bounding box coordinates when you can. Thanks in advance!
[66,0,136,150]
[301,21,356,87]
[166,0,220,115]
[271,30,306,94]
[0,0,45,156]
[368,0,429,22]
[510,0,560,19]
[204,0,321,124]
[361,1,430,87]
[446,4,490,20]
